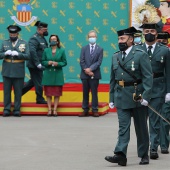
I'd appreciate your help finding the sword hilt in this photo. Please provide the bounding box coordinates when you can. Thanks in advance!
[133,93,142,102]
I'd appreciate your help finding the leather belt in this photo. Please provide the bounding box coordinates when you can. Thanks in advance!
[116,79,142,87]
[4,59,24,63]
[153,72,164,78]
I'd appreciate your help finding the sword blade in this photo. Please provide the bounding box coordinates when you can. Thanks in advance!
[148,104,170,125]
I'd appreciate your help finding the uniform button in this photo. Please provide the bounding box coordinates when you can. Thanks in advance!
[122,73,123,75]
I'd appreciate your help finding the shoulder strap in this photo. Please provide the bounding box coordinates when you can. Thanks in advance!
[116,55,138,81]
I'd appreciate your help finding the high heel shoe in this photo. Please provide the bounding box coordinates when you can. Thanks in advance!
[53,110,58,117]
[47,110,52,116]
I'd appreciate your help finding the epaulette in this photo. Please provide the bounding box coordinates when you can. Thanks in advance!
[135,48,144,52]
[33,33,38,37]
[159,43,169,49]
[19,39,26,43]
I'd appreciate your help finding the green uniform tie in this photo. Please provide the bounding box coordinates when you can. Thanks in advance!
[148,46,153,60]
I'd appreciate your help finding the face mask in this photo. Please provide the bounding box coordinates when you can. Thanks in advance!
[43,31,48,36]
[50,41,57,46]
[10,36,18,42]
[134,37,141,44]
[89,37,96,44]
[118,42,128,51]
[160,42,168,45]
[145,33,155,42]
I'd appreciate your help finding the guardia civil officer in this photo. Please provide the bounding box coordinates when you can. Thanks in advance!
[105,27,153,166]
[22,21,48,104]
[137,23,170,159]
[156,31,169,46]
[158,32,170,154]
[0,25,30,117]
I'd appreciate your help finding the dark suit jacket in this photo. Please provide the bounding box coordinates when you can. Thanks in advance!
[80,44,103,79]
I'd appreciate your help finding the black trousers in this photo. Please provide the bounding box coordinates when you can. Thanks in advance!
[3,76,24,114]
[81,79,99,112]
[22,68,45,102]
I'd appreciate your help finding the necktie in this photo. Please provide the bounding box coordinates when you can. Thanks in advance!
[148,46,153,59]
[91,45,94,54]
[122,51,126,61]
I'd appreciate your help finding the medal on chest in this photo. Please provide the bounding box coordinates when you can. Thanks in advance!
[131,61,135,71]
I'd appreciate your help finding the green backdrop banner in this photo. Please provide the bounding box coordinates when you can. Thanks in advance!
[0,0,130,83]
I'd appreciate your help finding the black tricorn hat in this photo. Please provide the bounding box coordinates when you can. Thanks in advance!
[157,32,170,39]
[139,23,159,29]
[34,21,48,28]
[134,30,142,37]
[117,27,137,36]
[7,25,21,33]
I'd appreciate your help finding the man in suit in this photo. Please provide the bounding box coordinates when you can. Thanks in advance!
[79,30,103,117]
[22,21,48,104]
[105,27,153,166]
[137,23,170,158]
[0,25,30,117]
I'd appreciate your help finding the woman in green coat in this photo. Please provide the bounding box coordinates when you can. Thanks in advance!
[42,34,67,116]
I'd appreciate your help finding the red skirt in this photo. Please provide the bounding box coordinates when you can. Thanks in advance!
[44,86,63,97]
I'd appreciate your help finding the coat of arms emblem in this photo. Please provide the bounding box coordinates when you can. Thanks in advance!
[11,0,37,26]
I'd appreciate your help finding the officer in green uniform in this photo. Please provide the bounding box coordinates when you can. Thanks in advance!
[160,101,170,154]
[137,23,170,159]
[156,31,169,46]
[105,27,153,166]
[22,21,48,104]
[0,25,30,117]
[158,32,170,154]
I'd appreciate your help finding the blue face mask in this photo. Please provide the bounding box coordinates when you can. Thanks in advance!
[89,37,96,44]
[134,37,141,44]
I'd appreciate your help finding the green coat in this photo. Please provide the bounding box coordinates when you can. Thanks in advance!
[26,32,48,69]
[0,39,30,78]
[137,43,170,98]
[110,45,153,109]
[42,47,67,86]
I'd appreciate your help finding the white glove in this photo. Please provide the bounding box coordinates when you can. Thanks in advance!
[109,102,114,109]
[5,50,12,56]
[11,50,19,56]
[140,99,148,106]
[37,64,42,69]
[165,93,170,103]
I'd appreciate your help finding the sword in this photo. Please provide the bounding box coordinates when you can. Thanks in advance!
[147,104,170,125]
[133,93,170,125]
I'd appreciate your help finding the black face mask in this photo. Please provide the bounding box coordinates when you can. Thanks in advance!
[118,42,128,51]
[10,36,18,42]
[50,41,57,46]
[160,42,168,45]
[43,31,48,36]
[145,33,156,42]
